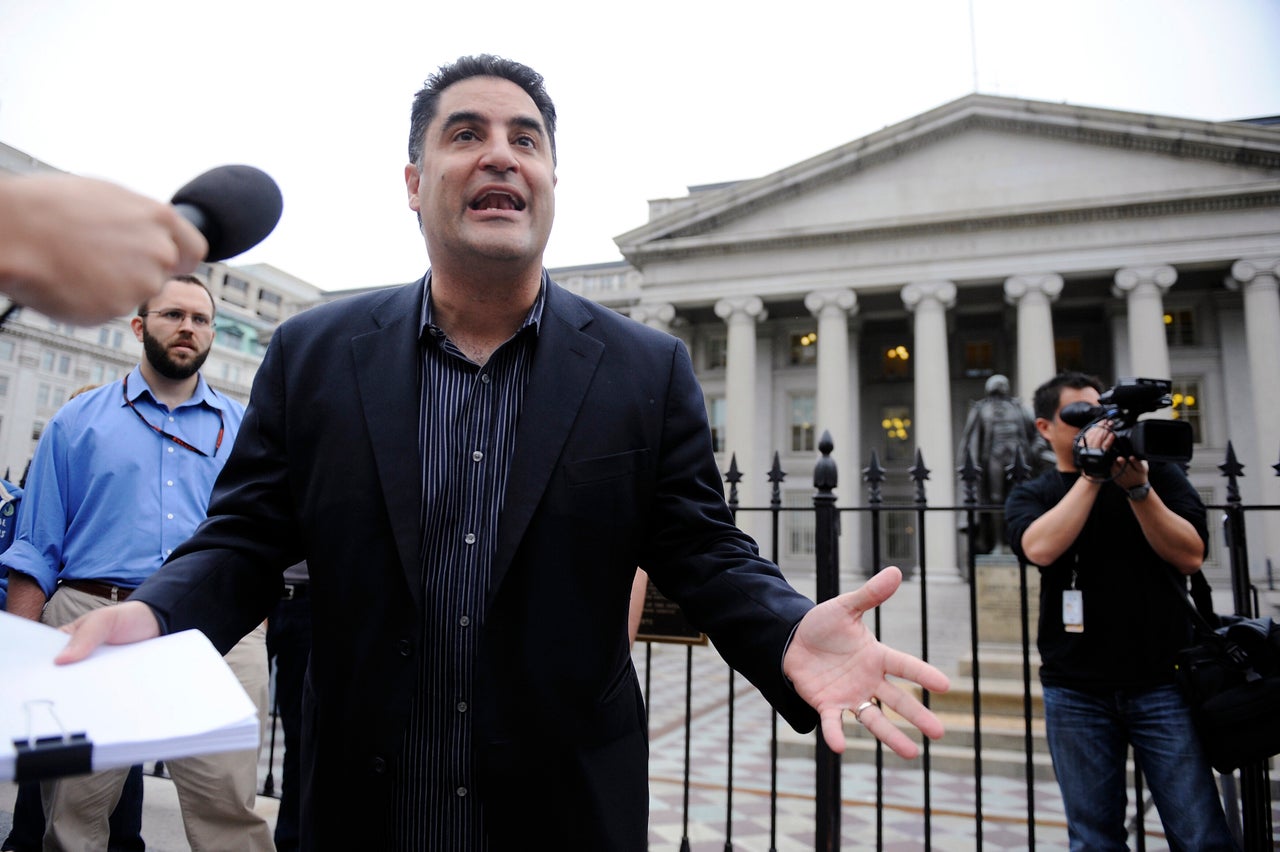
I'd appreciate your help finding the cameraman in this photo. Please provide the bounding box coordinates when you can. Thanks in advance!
[1005,371,1236,851]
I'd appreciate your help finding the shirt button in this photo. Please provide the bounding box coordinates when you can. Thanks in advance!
[472,450,483,462]
[456,787,468,798]
[372,757,387,775]
[166,480,174,487]
[397,639,412,657]
[464,533,476,545]
[165,548,173,556]
[166,513,174,520]
[167,446,175,454]
[168,416,175,422]
[459,615,470,627]
[480,374,491,384]
[456,701,468,713]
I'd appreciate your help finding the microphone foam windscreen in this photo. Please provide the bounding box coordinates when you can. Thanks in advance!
[171,165,284,262]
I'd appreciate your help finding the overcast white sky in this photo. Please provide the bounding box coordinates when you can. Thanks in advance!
[2,0,1277,291]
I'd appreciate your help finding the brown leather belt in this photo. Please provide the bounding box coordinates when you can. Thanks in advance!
[63,579,135,602]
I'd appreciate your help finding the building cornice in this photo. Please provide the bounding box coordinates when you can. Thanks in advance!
[620,183,1280,265]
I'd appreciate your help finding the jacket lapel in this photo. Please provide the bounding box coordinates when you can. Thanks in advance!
[352,279,426,610]
[490,282,602,599]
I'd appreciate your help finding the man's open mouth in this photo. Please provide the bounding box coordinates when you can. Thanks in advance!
[470,191,525,211]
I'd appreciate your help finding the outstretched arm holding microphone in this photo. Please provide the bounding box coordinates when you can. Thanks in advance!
[0,164,282,325]
[0,174,207,324]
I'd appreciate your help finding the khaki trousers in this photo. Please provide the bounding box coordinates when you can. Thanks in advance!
[39,585,275,852]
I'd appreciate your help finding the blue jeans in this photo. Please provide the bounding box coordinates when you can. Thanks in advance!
[1042,683,1238,851]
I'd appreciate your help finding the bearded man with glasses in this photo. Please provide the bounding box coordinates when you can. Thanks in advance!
[2,274,273,851]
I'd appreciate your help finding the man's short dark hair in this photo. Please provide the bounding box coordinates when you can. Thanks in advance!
[408,54,558,168]
[139,274,215,318]
[1032,370,1104,421]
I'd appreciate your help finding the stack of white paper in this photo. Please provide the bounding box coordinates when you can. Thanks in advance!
[1,610,260,781]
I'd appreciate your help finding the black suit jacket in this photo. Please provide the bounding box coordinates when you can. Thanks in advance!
[135,277,818,849]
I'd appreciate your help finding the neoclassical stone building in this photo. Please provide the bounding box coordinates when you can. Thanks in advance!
[556,94,1280,583]
[3,94,1277,586]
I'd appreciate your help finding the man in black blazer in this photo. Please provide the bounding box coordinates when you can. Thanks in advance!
[58,54,949,849]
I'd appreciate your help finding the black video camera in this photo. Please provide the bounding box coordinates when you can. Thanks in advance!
[1058,377,1193,478]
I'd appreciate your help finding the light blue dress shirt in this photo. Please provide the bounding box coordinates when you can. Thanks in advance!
[1,365,244,597]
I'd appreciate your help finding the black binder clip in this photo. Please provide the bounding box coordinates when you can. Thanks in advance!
[12,699,92,782]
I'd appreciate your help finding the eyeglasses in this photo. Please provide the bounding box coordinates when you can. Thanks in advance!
[140,309,213,329]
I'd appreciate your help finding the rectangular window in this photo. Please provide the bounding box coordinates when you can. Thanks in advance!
[257,289,283,320]
[112,331,124,348]
[0,340,13,361]
[98,328,111,346]
[90,364,104,384]
[788,331,818,366]
[881,343,911,380]
[884,511,918,565]
[789,394,815,453]
[222,275,250,306]
[1169,377,1203,444]
[1055,337,1084,371]
[31,420,44,441]
[784,490,816,557]
[57,354,71,375]
[704,335,727,370]
[0,375,8,397]
[881,405,913,462]
[706,396,726,453]
[36,383,50,408]
[1164,309,1197,347]
[40,350,54,371]
[963,340,994,377]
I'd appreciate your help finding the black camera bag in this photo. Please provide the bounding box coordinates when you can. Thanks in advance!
[1168,574,1280,773]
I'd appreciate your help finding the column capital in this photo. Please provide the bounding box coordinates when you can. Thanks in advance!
[629,302,676,330]
[1003,273,1063,305]
[804,288,858,318]
[714,296,767,323]
[1112,265,1176,297]
[901,280,956,312]
[1228,257,1280,289]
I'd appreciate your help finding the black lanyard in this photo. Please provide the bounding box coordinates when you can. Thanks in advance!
[122,375,224,458]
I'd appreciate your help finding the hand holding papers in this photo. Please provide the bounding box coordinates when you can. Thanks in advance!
[1,611,260,782]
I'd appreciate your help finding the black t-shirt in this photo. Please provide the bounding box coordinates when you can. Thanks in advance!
[1005,462,1208,691]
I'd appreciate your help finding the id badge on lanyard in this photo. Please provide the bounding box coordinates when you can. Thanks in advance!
[1063,558,1083,633]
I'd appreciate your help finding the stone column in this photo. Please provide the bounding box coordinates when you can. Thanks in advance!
[630,302,676,334]
[1113,265,1176,382]
[902,281,958,578]
[1004,273,1063,399]
[715,296,767,538]
[1228,258,1280,567]
[805,289,860,577]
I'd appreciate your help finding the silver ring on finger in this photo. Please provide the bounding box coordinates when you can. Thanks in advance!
[852,700,876,724]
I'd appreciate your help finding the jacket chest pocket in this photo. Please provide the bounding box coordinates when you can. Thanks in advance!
[562,449,651,522]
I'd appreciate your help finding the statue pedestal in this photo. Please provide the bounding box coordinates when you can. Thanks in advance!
[944,554,1044,720]
[974,553,1039,645]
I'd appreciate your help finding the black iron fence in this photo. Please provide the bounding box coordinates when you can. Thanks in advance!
[248,437,1277,848]
[627,435,1278,850]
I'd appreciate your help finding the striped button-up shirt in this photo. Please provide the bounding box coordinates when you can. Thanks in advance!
[393,276,543,850]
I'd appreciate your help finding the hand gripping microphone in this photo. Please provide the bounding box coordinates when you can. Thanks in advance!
[170,165,284,262]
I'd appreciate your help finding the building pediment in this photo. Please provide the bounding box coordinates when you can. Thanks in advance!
[616,94,1280,265]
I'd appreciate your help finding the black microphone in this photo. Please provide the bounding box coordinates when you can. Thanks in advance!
[170,165,284,262]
